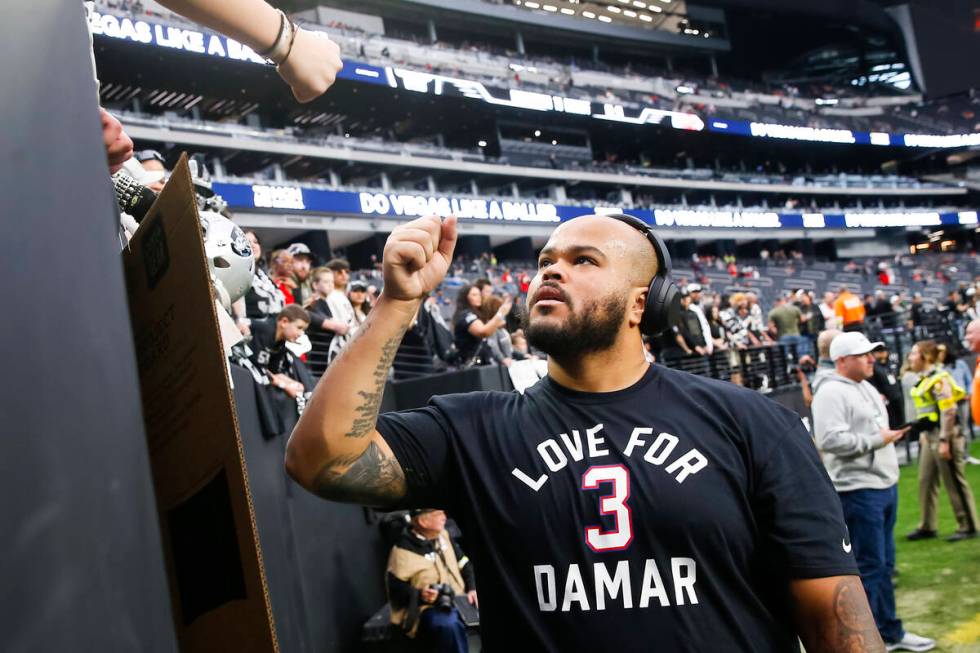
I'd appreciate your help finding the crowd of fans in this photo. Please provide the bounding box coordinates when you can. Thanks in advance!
[229,228,980,404]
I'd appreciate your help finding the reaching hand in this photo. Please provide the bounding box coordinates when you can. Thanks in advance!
[276,29,343,103]
[382,215,458,302]
[100,107,133,174]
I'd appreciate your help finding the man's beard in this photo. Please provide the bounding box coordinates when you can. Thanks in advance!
[523,290,627,361]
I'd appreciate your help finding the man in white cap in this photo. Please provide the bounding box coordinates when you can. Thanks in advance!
[812,332,934,652]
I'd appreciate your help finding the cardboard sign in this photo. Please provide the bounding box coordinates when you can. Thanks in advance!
[122,155,278,653]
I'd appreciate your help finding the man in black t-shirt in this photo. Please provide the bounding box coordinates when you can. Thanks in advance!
[286,214,885,652]
[674,290,708,356]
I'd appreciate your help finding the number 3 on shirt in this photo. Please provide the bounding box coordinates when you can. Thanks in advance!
[581,465,633,552]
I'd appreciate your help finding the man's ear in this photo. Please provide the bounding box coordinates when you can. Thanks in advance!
[628,287,647,328]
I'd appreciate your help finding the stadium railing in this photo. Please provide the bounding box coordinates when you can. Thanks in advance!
[116,112,961,198]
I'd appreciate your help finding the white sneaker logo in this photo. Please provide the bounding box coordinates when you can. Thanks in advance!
[842,538,852,553]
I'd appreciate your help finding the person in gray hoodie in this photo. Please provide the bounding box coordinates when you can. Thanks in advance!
[812,332,934,652]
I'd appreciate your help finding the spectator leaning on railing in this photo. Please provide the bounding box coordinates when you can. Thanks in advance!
[249,304,313,400]
[452,284,512,367]
[479,295,515,368]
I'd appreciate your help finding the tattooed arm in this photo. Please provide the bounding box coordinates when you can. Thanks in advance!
[285,215,457,507]
[791,576,886,653]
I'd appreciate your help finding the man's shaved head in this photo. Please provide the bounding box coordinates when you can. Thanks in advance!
[817,329,842,360]
[524,215,661,363]
[548,215,659,286]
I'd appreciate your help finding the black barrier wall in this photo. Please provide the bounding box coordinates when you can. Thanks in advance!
[232,364,513,652]
[233,366,389,653]
[0,4,177,651]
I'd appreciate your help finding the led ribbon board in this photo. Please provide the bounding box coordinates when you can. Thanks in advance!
[214,182,979,229]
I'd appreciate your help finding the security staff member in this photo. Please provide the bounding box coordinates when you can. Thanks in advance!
[906,340,979,542]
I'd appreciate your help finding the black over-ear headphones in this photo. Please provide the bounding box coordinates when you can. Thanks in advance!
[601,213,681,336]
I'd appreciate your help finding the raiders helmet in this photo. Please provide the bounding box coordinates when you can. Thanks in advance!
[199,210,255,310]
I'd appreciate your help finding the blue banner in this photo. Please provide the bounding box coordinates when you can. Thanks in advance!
[211,182,978,230]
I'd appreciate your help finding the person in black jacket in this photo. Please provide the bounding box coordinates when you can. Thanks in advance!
[674,289,708,356]
[868,345,905,429]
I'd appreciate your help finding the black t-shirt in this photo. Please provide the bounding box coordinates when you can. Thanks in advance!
[869,361,904,428]
[677,307,706,349]
[453,310,486,364]
[377,364,856,652]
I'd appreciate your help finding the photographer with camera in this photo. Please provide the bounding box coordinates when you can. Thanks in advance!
[386,509,476,653]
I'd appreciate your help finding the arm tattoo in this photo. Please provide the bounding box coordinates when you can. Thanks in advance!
[313,441,406,506]
[819,577,886,652]
[345,333,401,439]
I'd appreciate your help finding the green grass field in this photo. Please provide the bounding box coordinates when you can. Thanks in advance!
[892,440,980,652]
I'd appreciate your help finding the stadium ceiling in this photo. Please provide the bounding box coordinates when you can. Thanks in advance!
[278,0,897,32]
[276,0,908,80]
[281,0,725,54]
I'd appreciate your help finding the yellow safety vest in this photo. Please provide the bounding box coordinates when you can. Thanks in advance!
[910,368,966,423]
